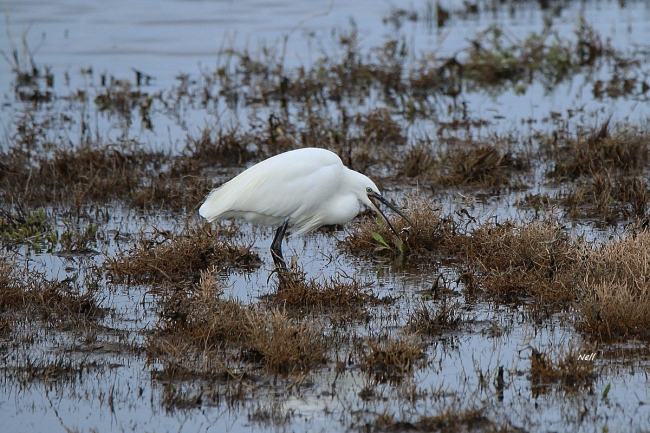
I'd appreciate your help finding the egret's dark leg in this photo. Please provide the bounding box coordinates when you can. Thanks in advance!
[270,219,289,269]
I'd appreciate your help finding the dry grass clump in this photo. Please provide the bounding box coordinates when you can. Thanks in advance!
[267,271,379,316]
[560,172,648,223]
[399,143,437,178]
[148,271,328,376]
[170,125,257,175]
[10,141,166,205]
[0,258,105,325]
[149,291,245,381]
[30,279,105,324]
[529,346,596,394]
[371,408,496,433]
[243,308,328,374]
[435,141,526,188]
[2,115,246,211]
[347,198,581,306]
[106,224,259,284]
[357,108,406,149]
[576,230,650,340]
[154,269,248,345]
[405,300,463,335]
[548,122,649,180]
[579,281,650,341]
[360,333,426,383]
[129,168,213,211]
[460,218,578,303]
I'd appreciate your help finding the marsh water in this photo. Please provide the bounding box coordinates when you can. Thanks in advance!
[2,1,650,432]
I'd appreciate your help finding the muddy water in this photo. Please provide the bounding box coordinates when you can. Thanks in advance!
[2,1,650,432]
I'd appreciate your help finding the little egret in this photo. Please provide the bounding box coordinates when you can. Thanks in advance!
[198,147,411,267]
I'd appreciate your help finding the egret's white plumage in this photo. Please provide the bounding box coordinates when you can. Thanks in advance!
[199,147,410,266]
[200,148,378,235]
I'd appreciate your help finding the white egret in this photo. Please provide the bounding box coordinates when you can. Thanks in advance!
[198,147,411,267]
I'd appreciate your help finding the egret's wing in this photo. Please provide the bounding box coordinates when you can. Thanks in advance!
[199,149,343,230]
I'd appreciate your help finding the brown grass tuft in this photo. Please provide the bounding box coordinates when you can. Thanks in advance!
[357,108,406,148]
[154,276,248,347]
[267,270,379,316]
[548,123,649,180]
[0,257,105,325]
[577,230,650,340]
[243,308,328,374]
[406,300,463,335]
[347,197,585,307]
[435,141,526,188]
[147,275,329,376]
[372,408,495,433]
[399,143,436,178]
[460,218,578,303]
[175,126,257,173]
[106,223,259,284]
[361,333,426,383]
[1,121,248,211]
[529,346,596,394]
[4,140,166,206]
[560,172,648,222]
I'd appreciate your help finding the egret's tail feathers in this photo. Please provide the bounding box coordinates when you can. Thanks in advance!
[198,189,224,222]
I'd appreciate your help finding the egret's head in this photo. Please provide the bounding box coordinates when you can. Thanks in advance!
[362,185,412,238]
[346,170,411,236]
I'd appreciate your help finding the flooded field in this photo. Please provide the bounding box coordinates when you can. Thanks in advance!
[2,0,650,432]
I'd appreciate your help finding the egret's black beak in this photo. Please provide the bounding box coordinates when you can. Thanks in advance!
[367,191,412,237]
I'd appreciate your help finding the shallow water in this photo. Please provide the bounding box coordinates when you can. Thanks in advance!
[3,0,650,134]
[2,1,650,432]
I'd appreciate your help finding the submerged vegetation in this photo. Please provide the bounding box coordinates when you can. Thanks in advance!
[2,4,650,432]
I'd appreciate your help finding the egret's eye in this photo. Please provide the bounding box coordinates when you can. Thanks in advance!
[366,187,373,194]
